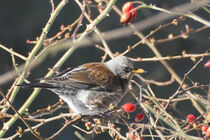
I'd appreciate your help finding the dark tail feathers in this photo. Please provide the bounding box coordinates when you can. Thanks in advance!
[17,82,57,89]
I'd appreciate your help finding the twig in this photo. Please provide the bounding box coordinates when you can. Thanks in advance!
[29,100,64,119]
[3,113,73,140]
[0,51,209,86]
[130,53,210,62]
[113,5,186,89]
[135,74,175,86]
[11,51,19,75]
[27,17,80,45]
[0,0,69,137]
[163,50,208,112]
[0,90,44,140]
[132,123,202,140]
[155,26,208,44]
[42,0,210,53]
[0,44,26,60]
[95,124,127,140]
[74,0,114,59]
[120,25,162,56]
[142,94,191,103]
[72,124,94,134]
[50,0,55,12]
[72,1,86,41]
[137,1,210,27]
[0,0,117,138]
[129,83,166,140]
[45,116,83,140]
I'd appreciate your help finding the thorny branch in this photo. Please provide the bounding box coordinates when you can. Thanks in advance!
[162,50,209,112]
[0,0,209,139]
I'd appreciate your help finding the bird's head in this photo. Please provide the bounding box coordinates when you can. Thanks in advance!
[105,56,145,79]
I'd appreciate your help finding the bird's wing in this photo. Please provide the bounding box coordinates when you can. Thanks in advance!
[44,63,120,91]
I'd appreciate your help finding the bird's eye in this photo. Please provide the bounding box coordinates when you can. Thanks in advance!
[123,66,130,73]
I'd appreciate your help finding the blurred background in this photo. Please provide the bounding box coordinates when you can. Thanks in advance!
[0,0,209,139]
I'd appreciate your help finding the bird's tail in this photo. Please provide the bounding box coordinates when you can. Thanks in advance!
[17,82,57,89]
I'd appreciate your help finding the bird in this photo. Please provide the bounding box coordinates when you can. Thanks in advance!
[19,56,144,115]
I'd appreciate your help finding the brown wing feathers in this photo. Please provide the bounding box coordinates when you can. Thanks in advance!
[83,63,120,90]
[18,63,120,91]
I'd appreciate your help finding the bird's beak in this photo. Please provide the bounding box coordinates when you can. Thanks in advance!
[132,68,145,73]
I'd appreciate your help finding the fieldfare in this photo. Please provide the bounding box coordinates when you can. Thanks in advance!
[19,56,144,115]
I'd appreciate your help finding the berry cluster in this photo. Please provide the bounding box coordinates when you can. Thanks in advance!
[120,2,137,25]
[186,114,210,138]
[122,103,144,122]
[122,103,144,139]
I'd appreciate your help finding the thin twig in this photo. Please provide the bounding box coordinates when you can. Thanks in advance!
[3,113,73,140]
[45,116,83,140]
[130,53,210,62]
[72,1,86,41]
[0,0,69,137]
[74,0,114,59]
[0,0,117,138]
[120,25,162,56]
[50,0,55,12]
[163,50,208,112]
[155,26,208,44]
[0,90,44,140]
[137,1,210,27]
[41,0,210,54]
[135,74,175,86]
[0,44,27,60]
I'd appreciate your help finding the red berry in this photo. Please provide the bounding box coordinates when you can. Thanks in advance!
[186,114,195,122]
[129,9,137,23]
[122,2,133,13]
[120,10,137,25]
[129,132,136,140]
[193,122,201,130]
[26,39,30,43]
[121,2,137,24]
[204,60,210,68]
[207,127,210,137]
[201,125,208,132]
[135,113,144,122]
[120,12,131,25]
[122,103,136,113]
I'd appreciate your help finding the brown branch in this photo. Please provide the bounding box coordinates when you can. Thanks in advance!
[120,25,162,56]
[0,90,44,140]
[120,17,186,56]
[3,113,74,139]
[41,1,210,59]
[72,1,86,41]
[131,123,202,140]
[29,99,64,119]
[130,53,210,62]
[27,17,81,45]
[163,50,208,112]
[75,0,114,59]
[0,44,26,60]
[45,116,83,140]
[135,74,175,86]
[155,26,208,45]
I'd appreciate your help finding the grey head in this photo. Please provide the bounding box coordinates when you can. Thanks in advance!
[104,56,135,79]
